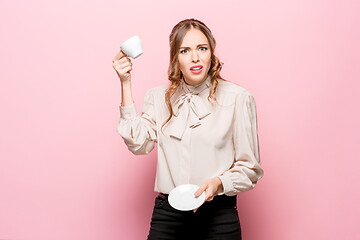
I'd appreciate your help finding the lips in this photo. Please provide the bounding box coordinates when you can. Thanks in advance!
[190,65,203,74]
[190,65,203,70]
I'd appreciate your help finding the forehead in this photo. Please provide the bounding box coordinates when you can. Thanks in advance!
[181,28,209,46]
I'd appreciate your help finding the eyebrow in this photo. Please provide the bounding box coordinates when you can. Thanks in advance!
[179,44,209,49]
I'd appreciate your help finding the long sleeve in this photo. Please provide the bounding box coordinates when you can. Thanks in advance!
[116,88,157,155]
[217,92,264,196]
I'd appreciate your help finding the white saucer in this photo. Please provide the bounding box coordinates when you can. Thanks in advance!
[168,184,206,211]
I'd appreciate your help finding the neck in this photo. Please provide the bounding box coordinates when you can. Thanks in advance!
[183,75,209,86]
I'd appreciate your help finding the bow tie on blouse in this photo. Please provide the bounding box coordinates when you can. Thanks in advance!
[167,75,212,140]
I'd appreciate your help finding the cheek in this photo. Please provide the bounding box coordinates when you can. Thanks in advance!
[201,52,211,62]
[204,55,212,68]
[178,57,188,70]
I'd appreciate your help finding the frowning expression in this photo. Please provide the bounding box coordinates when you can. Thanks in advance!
[178,28,211,86]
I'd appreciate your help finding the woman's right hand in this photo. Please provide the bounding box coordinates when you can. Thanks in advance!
[112,49,133,83]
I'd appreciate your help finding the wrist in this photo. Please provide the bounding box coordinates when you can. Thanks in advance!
[216,177,224,192]
[121,80,131,87]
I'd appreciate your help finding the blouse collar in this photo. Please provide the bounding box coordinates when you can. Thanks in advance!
[167,74,212,140]
[182,74,212,94]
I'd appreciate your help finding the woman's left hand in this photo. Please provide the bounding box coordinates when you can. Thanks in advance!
[193,177,224,213]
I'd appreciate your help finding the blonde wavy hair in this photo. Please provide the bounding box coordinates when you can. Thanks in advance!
[161,18,226,133]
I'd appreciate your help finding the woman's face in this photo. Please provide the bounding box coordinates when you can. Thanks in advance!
[178,28,211,85]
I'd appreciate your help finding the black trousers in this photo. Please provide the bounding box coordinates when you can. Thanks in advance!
[147,193,241,240]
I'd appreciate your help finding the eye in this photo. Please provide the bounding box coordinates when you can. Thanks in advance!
[199,47,207,51]
[180,49,188,54]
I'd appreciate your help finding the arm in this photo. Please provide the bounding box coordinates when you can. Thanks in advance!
[120,79,134,107]
[217,92,264,196]
[116,88,157,155]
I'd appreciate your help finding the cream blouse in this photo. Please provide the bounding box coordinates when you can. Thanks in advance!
[116,74,264,196]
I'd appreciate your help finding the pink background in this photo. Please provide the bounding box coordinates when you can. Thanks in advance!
[1,0,359,239]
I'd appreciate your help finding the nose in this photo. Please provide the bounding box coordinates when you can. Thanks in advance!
[192,51,199,63]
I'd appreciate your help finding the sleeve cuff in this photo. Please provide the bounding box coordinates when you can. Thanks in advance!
[119,102,137,120]
[217,175,234,196]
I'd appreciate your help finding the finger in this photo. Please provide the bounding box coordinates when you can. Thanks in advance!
[112,49,127,62]
[205,189,211,201]
[207,195,214,202]
[112,53,122,62]
[205,187,216,202]
[195,184,207,197]
[113,56,130,65]
[118,56,132,64]
[122,65,132,73]
[193,207,198,213]
[113,58,131,67]
[113,61,131,71]
[118,61,132,68]
[115,65,132,75]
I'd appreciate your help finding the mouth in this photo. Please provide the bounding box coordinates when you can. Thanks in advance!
[190,65,203,74]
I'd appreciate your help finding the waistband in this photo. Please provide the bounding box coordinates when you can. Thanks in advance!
[157,192,237,209]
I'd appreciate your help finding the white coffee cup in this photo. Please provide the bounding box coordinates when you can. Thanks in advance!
[120,35,143,59]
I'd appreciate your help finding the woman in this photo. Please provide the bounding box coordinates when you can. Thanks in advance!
[112,18,264,240]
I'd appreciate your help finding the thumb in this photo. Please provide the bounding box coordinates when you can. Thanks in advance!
[195,184,207,197]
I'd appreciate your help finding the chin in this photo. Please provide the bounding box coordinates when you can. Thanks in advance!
[186,73,206,81]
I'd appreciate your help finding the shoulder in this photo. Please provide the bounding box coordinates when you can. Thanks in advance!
[142,84,168,105]
[146,84,168,94]
[217,79,253,97]
[216,79,254,106]
[144,84,168,98]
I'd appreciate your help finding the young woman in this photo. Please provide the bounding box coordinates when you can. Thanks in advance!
[112,18,264,240]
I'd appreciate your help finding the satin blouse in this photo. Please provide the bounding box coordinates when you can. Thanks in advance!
[116,74,264,196]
